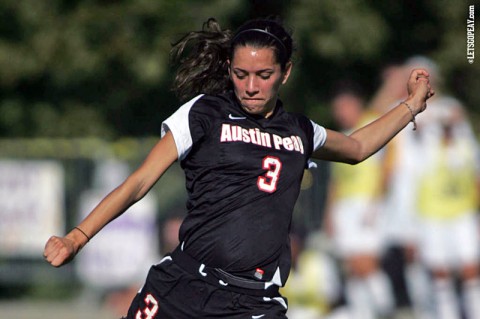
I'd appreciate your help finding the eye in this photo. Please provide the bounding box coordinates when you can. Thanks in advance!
[259,72,273,80]
[233,71,247,80]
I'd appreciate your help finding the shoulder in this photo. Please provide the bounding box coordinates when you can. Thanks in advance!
[281,110,313,128]
[165,94,229,125]
[186,92,235,116]
[286,112,320,142]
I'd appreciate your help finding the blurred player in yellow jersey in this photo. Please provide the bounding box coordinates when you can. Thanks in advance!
[415,97,480,319]
[280,229,343,319]
[323,84,394,319]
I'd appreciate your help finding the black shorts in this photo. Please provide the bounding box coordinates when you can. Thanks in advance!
[123,255,288,319]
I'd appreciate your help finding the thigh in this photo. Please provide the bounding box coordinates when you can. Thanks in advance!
[207,293,288,319]
[333,200,383,257]
[418,219,450,269]
[453,213,480,266]
[124,257,288,319]
[125,256,188,319]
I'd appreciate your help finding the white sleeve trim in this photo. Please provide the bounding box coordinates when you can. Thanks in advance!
[311,120,327,152]
[161,94,204,161]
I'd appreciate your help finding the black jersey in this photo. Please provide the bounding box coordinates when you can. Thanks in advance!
[161,91,327,287]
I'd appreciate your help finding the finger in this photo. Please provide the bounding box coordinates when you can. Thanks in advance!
[44,248,60,265]
[409,69,430,84]
[51,246,74,267]
[416,77,430,88]
[45,244,67,266]
[417,73,429,80]
[43,236,62,257]
[44,237,68,264]
[412,68,430,78]
[43,236,57,258]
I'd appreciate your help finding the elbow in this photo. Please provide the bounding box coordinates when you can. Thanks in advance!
[343,155,363,165]
[345,140,378,164]
[344,142,369,165]
[328,150,363,165]
[320,132,372,164]
[344,158,361,165]
[350,150,376,165]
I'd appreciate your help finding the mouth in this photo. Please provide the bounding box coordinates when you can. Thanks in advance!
[241,98,264,109]
[242,98,264,102]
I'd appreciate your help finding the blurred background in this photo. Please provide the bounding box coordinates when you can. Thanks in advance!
[0,0,478,318]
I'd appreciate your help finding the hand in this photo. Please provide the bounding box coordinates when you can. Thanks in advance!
[406,68,435,114]
[43,235,78,267]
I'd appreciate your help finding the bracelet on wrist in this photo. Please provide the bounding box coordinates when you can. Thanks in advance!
[74,226,91,242]
[401,101,417,131]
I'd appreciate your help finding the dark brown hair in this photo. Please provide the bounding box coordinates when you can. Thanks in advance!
[170,17,293,102]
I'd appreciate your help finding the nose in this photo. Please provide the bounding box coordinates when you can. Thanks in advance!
[246,76,259,96]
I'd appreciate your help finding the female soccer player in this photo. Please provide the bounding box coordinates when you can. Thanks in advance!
[44,17,433,318]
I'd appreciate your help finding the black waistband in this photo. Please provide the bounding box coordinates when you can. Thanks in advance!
[170,246,280,297]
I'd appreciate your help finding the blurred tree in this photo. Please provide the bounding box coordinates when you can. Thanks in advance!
[0,0,478,137]
[284,0,389,124]
[0,0,244,137]
[284,0,479,130]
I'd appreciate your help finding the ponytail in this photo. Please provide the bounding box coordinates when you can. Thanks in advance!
[170,18,232,102]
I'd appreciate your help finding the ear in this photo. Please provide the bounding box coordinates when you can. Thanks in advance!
[281,61,293,84]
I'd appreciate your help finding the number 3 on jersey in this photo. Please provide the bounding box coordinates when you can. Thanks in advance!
[257,156,282,193]
[135,294,158,319]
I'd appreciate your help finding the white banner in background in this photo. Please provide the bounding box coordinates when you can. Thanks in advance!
[75,159,160,289]
[76,191,159,288]
[0,160,65,257]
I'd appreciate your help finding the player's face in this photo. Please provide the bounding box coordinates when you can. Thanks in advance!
[230,45,291,118]
[331,93,364,131]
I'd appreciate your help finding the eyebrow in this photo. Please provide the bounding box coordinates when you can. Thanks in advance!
[232,67,275,74]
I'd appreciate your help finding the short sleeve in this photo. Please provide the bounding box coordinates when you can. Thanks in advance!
[161,94,204,160]
[310,120,327,151]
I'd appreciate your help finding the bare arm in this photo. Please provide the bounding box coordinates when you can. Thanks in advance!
[368,65,409,114]
[43,131,178,267]
[313,69,434,164]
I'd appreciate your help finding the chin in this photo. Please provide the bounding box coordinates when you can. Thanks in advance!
[242,108,258,115]
[242,104,265,115]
